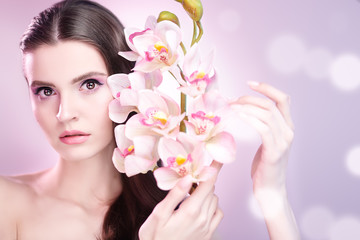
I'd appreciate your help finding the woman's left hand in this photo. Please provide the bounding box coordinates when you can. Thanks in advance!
[232,81,294,193]
[231,81,300,239]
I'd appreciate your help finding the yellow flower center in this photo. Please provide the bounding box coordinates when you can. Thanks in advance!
[127,145,134,152]
[153,111,168,125]
[154,42,168,53]
[196,72,206,79]
[205,112,215,119]
[175,154,187,166]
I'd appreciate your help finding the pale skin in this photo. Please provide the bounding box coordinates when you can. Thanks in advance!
[0,40,299,239]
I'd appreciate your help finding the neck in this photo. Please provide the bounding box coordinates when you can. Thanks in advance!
[38,141,122,210]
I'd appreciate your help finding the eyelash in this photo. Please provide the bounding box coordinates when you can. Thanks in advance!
[33,79,104,98]
[80,79,104,92]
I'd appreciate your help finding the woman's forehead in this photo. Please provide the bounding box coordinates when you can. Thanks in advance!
[23,41,108,84]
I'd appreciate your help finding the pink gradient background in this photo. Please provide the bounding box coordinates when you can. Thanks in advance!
[1,0,360,239]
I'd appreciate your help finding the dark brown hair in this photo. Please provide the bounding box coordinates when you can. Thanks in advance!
[20,0,168,239]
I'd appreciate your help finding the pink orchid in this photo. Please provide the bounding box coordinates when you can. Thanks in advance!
[178,43,216,97]
[125,89,185,139]
[119,16,182,73]
[154,137,216,190]
[185,91,236,163]
[108,71,163,123]
[112,125,158,177]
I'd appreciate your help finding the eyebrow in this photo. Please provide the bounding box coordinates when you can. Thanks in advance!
[29,71,108,88]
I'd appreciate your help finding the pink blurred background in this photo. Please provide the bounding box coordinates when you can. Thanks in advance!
[1,0,360,239]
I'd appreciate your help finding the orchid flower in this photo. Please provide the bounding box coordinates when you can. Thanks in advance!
[112,125,158,177]
[119,16,182,73]
[185,91,236,163]
[178,43,216,97]
[108,71,162,123]
[125,89,185,139]
[154,137,217,190]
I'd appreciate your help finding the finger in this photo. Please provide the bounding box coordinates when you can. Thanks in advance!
[235,109,274,147]
[247,81,294,130]
[180,161,222,209]
[233,95,275,111]
[153,175,193,222]
[205,208,224,239]
[206,194,219,224]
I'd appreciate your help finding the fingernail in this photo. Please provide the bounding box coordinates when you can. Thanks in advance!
[247,81,259,87]
[179,175,193,190]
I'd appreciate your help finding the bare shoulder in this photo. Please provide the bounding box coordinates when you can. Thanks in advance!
[0,174,39,238]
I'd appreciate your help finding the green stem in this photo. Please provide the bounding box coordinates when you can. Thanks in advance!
[180,42,187,55]
[191,20,198,46]
[177,64,186,82]
[195,21,203,43]
[168,70,177,81]
[180,92,187,133]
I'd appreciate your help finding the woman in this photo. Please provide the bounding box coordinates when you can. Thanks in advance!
[0,0,299,239]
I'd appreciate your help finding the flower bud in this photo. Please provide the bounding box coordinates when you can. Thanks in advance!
[181,0,203,22]
[157,11,181,27]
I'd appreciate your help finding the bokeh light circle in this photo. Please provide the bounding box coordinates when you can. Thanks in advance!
[267,34,307,75]
[346,145,360,176]
[330,54,360,91]
[329,216,360,240]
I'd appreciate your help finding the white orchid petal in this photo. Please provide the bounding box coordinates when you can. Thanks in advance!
[107,74,130,98]
[154,167,181,190]
[112,148,125,173]
[125,155,156,177]
[206,132,236,163]
[114,125,133,150]
[118,51,139,61]
[109,99,137,123]
[158,137,187,163]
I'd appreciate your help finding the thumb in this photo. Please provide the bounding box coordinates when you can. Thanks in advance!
[155,175,193,220]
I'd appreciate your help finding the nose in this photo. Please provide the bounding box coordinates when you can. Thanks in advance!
[56,94,79,122]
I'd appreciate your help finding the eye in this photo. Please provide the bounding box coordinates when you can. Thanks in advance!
[34,87,56,98]
[80,79,103,91]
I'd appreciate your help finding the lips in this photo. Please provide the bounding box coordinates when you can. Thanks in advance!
[59,130,91,145]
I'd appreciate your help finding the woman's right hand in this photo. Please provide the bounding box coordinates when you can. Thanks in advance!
[139,162,223,240]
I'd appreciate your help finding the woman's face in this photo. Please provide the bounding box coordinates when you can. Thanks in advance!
[23,41,115,161]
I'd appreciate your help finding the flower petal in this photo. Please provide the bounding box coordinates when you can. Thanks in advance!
[154,167,181,190]
[183,43,201,77]
[155,21,182,55]
[206,131,236,163]
[109,99,137,123]
[133,135,158,159]
[120,89,138,106]
[118,51,139,61]
[112,148,125,173]
[125,113,157,139]
[114,125,133,150]
[138,90,168,114]
[158,137,187,164]
[125,155,156,177]
[107,74,130,98]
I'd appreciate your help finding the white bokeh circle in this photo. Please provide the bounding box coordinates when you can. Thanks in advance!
[330,54,360,91]
[329,216,360,240]
[267,34,307,75]
[345,145,360,176]
[300,206,335,239]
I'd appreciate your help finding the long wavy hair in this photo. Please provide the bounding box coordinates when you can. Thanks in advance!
[20,0,168,239]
